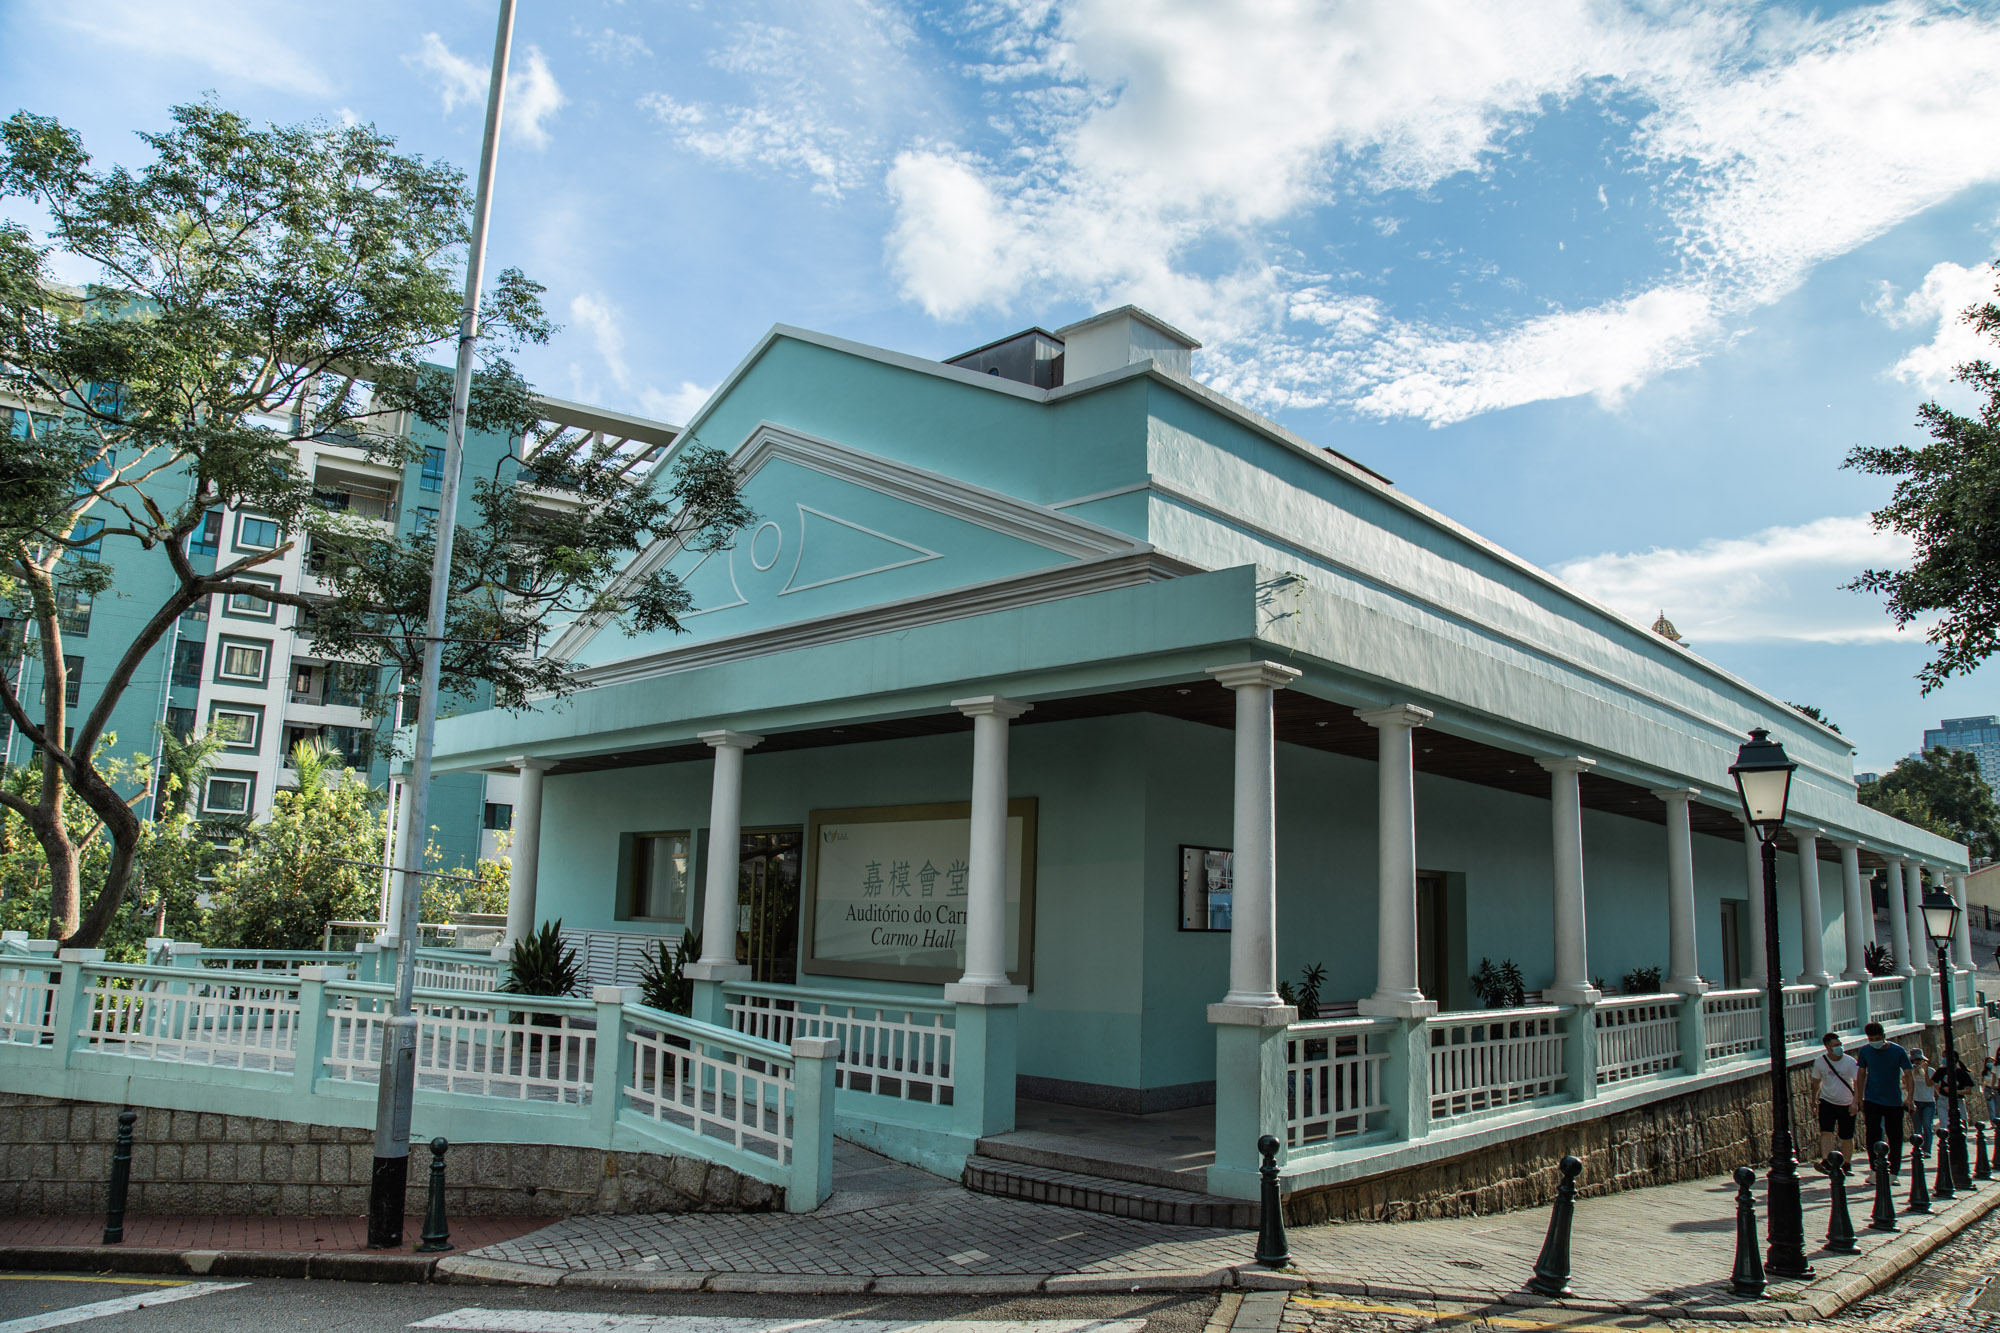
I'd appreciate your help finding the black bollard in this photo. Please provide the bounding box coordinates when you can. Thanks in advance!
[1822,1151,1858,1254]
[1977,1122,1993,1182]
[1867,1140,1898,1232]
[1934,1125,1957,1200]
[1254,1135,1288,1268]
[1907,1139,1932,1215]
[415,1138,452,1253]
[1526,1155,1582,1298]
[1730,1165,1766,1298]
[102,1110,136,1245]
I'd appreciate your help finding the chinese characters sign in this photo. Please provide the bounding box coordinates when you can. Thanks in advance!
[804,800,1037,986]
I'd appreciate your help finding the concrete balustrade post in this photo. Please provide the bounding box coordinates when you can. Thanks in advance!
[1209,1019,1294,1201]
[1653,788,1707,996]
[52,949,104,1071]
[503,758,556,946]
[590,985,640,1140]
[1382,1016,1434,1141]
[788,1035,840,1212]
[1357,704,1438,1019]
[949,1000,1021,1142]
[293,966,339,1119]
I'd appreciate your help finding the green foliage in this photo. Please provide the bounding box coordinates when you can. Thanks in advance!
[418,829,510,923]
[499,919,582,1000]
[1620,965,1663,994]
[1787,703,1841,735]
[1864,941,1898,977]
[1844,261,2000,692]
[203,744,383,949]
[0,99,747,945]
[1295,961,1326,1020]
[636,929,701,1016]
[1859,747,2000,862]
[1470,957,1526,1009]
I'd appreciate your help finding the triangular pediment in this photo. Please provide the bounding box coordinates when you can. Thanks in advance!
[553,425,1145,666]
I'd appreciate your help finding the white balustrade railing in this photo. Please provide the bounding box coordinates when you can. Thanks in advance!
[1868,977,1908,1026]
[1426,1007,1567,1120]
[412,949,501,995]
[1828,982,1862,1034]
[323,993,592,1102]
[1285,1017,1392,1148]
[1593,995,1682,1085]
[0,961,57,1045]
[723,982,954,1105]
[1782,985,1818,1048]
[626,1012,796,1165]
[195,949,352,975]
[80,965,301,1072]
[1700,989,1764,1063]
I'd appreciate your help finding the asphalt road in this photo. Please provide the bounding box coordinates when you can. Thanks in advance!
[0,1277,1220,1333]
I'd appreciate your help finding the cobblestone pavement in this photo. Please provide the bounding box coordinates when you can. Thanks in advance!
[463,1142,1998,1312]
[1284,1200,2000,1331]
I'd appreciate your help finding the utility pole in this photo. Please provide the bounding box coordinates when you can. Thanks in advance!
[366,0,516,1250]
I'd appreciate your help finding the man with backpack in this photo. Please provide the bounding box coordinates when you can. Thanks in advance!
[1811,1031,1860,1170]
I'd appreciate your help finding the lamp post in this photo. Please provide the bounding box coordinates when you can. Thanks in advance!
[1730,728,1812,1279]
[1921,885,1969,1190]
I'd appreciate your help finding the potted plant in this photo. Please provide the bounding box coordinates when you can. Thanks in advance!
[498,919,583,1027]
[637,929,701,1017]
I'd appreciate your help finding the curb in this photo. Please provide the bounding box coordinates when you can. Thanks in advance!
[1293,1178,2000,1323]
[0,1244,440,1283]
[434,1254,1309,1295]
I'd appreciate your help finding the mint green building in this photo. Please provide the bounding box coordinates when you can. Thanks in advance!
[429,308,1976,1201]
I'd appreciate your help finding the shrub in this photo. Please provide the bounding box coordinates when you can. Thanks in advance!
[1621,966,1663,994]
[499,919,582,999]
[636,929,701,1016]
[1470,957,1526,1009]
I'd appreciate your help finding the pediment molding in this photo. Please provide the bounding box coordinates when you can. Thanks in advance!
[547,423,1148,663]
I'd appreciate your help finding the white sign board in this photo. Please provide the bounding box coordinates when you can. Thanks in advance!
[804,800,1036,985]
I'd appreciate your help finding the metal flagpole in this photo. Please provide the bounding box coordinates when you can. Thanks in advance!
[366,0,517,1249]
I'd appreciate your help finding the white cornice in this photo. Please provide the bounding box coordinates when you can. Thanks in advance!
[570,550,1193,690]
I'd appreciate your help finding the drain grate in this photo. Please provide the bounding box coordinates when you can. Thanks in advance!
[1446,1259,1486,1270]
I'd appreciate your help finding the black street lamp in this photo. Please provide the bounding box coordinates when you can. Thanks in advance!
[1921,885,1971,1191]
[1730,728,1813,1279]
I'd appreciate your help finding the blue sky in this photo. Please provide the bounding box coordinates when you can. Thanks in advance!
[8,0,2000,775]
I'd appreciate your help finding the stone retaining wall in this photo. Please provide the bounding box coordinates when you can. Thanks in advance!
[0,1094,782,1217]
[1286,1015,1990,1225]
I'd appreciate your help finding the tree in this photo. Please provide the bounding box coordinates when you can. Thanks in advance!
[1845,261,2000,692]
[1787,702,1841,734]
[0,101,750,946]
[1858,746,2000,863]
[204,740,383,950]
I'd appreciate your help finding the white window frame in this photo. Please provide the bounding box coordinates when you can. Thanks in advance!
[214,637,270,686]
[203,772,255,815]
[206,703,263,752]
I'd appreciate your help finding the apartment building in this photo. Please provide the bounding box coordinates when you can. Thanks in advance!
[3,388,677,878]
[1924,715,2000,785]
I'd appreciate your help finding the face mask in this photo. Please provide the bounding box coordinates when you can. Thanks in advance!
[1869,1039,1888,1049]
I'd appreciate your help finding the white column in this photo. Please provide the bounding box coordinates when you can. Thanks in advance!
[1793,828,1832,985]
[1206,661,1301,1011]
[1952,871,1974,972]
[1905,861,1933,979]
[1653,787,1706,995]
[1538,756,1599,1005]
[1884,856,1914,977]
[945,696,1032,1002]
[686,729,763,981]
[1835,840,1869,982]
[503,758,555,945]
[1357,704,1436,1018]
[1741,819,1769,989]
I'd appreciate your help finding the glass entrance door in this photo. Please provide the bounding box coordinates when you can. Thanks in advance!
[738,828,803,985]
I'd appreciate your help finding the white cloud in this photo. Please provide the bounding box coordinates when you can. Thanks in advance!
[885,0,2000,424]
[569,292,631,390]
[30,0,333,96]
[411,33,487,115]
[410,36,565,149]
[636,3,933,200]
[640,382,720,426]
[1550,515,1922,646]
[580,26,653,63]
[1872,260,1999,389]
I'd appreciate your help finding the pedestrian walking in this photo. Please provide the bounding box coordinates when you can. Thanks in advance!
[1911,1051,1938,1156]
[1856,1022,1916,1178]
[1812,1032,1860,1170]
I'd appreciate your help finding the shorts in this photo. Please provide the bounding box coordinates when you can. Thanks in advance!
[1818,1099,1857,1139]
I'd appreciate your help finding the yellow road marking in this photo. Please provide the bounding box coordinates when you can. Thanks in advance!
[1293,1294,1785,1333]
[0,1275,190,1287]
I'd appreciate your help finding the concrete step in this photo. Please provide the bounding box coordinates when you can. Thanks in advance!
[973,1131,1210,1193]
[961,1154,1256,1229]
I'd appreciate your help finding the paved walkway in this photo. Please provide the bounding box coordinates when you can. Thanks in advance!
[445,1143,2000,1320]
